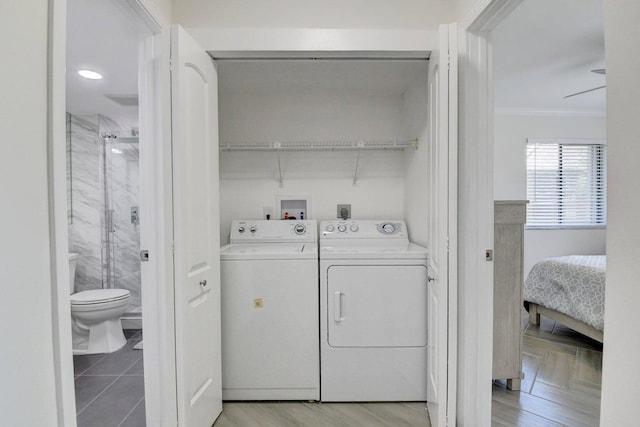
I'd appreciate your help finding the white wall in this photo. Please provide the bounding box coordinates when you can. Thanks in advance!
[174,1,453,55]
[217,60,426,244]
[455,0,485,22]
[219,178,404,244]
[494,113,606,199]
[403,68,430,247]
[141,0,172,23]
[218,75,408,144]
[0,0,59,424]
[493,113,607,274]
[218,60,417,144]
[600,1,640,425]
[524,229,606,275]
[175,0,453,29]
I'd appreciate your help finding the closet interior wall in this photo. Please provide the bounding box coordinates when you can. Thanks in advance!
[217,59,429,244]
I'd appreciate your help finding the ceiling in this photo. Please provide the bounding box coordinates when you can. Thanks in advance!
[66,0,147,131]
[492,0,605,115]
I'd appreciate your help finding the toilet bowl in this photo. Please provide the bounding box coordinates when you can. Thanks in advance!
[69,253,130,355]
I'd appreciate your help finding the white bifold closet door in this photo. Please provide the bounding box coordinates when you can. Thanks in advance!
[426,23,458,427]
[170,24,223,427]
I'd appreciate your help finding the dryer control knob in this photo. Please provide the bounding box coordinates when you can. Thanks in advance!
[238,226,245,233]
[337,224,347,232]
[381,223,396,234]
[350,224,359,232]
[250,225,257,233]
[325,225,335,232]
[294,223,306,235]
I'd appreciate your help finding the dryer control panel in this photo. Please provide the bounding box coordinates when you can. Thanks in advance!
[230,220,317,243]
[320,220,407,239]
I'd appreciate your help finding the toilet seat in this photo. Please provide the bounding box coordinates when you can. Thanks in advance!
[71,289,130,305]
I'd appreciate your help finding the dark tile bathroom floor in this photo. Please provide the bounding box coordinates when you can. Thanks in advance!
[74,329,145,427]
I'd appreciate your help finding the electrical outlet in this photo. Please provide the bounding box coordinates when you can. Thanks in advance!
[263,206,274,220]
[337,204,351,220]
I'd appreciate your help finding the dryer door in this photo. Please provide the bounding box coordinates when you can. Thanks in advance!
[327,265,427,347]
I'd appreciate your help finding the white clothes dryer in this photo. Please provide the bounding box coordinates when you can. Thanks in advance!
[319,220,428,402]
[220,220,319,400]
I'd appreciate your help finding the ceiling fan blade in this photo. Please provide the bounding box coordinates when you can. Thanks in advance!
[591,69,606,75]
[563,85,606,99]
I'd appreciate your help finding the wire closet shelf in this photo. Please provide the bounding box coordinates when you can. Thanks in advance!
[219,139,418,151]
[219,139,419,187]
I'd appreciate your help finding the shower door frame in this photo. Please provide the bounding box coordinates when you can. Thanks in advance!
[102,134,114,290]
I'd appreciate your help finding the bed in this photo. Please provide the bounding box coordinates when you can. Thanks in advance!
[524,255,605,343]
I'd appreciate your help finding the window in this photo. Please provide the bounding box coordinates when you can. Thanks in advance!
[526,138,606,228]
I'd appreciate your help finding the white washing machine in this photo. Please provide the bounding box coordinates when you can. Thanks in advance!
[220,219,319,400]
[319,220,428,402]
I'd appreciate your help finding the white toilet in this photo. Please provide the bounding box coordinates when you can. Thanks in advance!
[69,253,130,355]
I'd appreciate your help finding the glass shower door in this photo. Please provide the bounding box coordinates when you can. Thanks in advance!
[103,134,141,312]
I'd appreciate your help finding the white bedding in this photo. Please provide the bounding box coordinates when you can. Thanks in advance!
[524,255,606,331]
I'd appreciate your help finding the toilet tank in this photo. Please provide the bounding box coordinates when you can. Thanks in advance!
[69,253,80,294]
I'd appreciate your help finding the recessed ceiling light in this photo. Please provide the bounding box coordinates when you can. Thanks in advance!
[111,148,122,154]
[78,69,103,80]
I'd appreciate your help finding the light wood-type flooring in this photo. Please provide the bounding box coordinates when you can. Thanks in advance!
[492,310,603,426]
[214,401,430,427]
[213,311,602,427]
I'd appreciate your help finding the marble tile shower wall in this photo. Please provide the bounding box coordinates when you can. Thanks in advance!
[66,115,72,224]
[67,114,141,309]
[68,114,104,293]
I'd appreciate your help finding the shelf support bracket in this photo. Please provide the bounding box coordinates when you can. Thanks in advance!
[274,142,283,187]
[352,141,364,185]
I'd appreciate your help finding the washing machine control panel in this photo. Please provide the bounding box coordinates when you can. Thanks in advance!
[320,220,407,239]
[378,222,397,234]
[230,220,317,243]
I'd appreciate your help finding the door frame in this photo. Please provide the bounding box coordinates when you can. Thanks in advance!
[137,8,177,427]
[456,0,523,425]
[48,0,175,425]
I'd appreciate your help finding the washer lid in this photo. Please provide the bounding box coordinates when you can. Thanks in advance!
[71,289,130,305]
[220,243,318,260]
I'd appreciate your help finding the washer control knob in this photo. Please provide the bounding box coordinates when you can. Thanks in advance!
[350,224,359,232]
[250,225,257,233]
[337,224,347,232]
[238,226,245,234]
[381,223,396,234]
[325,224,335,233]
[294,223,306,235]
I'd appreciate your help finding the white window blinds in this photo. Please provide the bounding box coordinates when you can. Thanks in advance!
[526,139,606,228]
